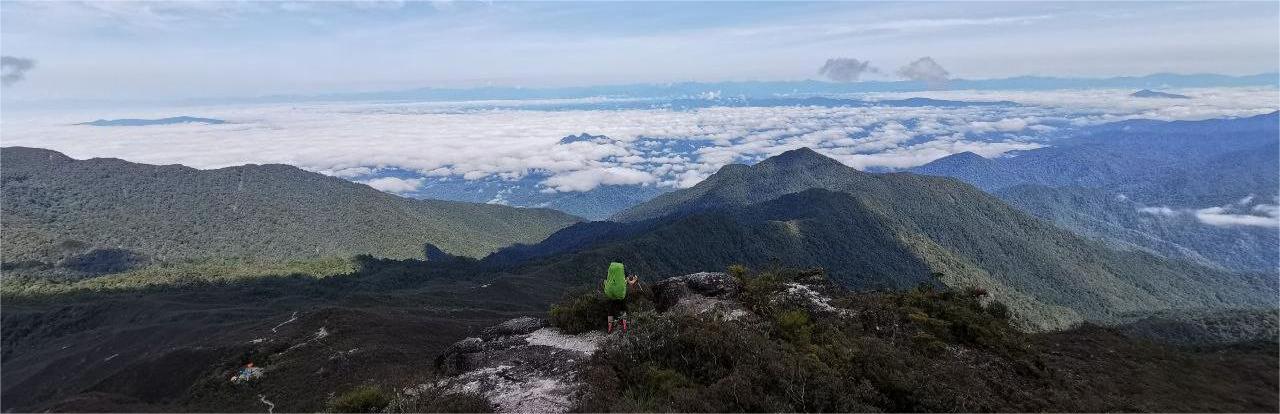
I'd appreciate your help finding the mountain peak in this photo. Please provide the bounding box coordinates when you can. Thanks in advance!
[1131,89,1191,99]
[557,133,608,145]
[772,146,824,160]
[916,151,992,170]
[759,147,847,170]
[939,151,988,163]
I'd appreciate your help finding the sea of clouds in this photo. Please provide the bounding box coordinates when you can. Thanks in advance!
[2,87,1275,202]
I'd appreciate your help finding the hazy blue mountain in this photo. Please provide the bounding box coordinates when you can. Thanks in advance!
[76,116,227,126]
[504,148,1275,331]
[912,113,1279,272]
[1,147,581,275]
[557,132,608,144]
[1131,89,1191,99]
[187,73,1279,105]
[997,184,1278,272]
[913,112,1279,206]
[660,96,1019,110]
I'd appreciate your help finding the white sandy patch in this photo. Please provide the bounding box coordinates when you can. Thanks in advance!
[783,283,854,317]
[454,365,577,413]
[524,328,603,354]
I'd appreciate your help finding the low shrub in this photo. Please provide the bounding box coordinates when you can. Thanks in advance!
[549,289,610,334]
[550,281,656,334]
[385,382,492,413]
[329,384,391,413]
[573,267,1061,412]
[774,309,814,344]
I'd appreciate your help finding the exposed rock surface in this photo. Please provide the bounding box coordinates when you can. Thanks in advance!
[651,271,740,311]
[431,272,855,412]
[435,319,602,413]
[776,282,855,318]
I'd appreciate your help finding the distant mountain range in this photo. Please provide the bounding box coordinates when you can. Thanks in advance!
[915,112,1279,206]
[76,116,227,126]
[209,72,1277,105]
[489,148,1275,331]
[493,95,1024,112]
[913,112,1279,272]
[1131,89,1191,99]
[1,147,580,276]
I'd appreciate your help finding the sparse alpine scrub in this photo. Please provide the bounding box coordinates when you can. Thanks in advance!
[567,266,1277,412]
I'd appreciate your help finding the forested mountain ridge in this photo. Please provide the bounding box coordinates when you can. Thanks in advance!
[504,149,1275,331]
[1,147,581,270]
[912,113,1279,272]
[913,112,1279,206]
[996,184,1278,272]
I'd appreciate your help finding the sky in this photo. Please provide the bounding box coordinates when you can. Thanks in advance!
[1,1,1278,102]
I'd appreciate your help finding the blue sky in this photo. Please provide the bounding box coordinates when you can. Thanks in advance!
[1,1,1277,101]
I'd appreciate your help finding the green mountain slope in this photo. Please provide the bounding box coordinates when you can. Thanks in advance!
[1,147,580,269]
[532,148,1277,330]
[996,184,1278,272]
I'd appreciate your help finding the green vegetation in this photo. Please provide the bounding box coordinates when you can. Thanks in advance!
[329,385,392,413]
[1,257,356,298]
[997,184,1277,273]
[549,284,656,334]
[384,382,493,413]
[1,146,580,271]
[544,148,1276,330]
[328,380,493,413]
[572,267,1278,413]
[549,290,610,335]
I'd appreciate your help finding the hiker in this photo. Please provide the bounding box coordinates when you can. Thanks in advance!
[603,262,638,333]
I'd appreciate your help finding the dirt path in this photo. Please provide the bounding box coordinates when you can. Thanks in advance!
[257,394,275,413]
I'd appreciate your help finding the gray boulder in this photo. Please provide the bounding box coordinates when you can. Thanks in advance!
[653,272,740,311]
[483,316,545,336]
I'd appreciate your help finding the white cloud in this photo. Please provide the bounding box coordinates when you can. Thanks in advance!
[1138,195,1280,228]
[541,167,656,192]
[1137,206,1178,216]
[1193,195,1280,228]
[1195,206,1279,228]
[361,177,424,194]
[2,87,1274,193]
[968,117,1031,133]
[320,166,375,178]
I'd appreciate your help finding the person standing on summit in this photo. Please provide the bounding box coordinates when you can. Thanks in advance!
[604,262,638,333]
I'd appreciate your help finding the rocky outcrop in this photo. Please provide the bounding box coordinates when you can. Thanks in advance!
[431,271,853,413]
[776,282,855,318]
[434,318,602,413]
[651,272,740,310]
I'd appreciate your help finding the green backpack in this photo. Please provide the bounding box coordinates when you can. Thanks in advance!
[604,262,627,300]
